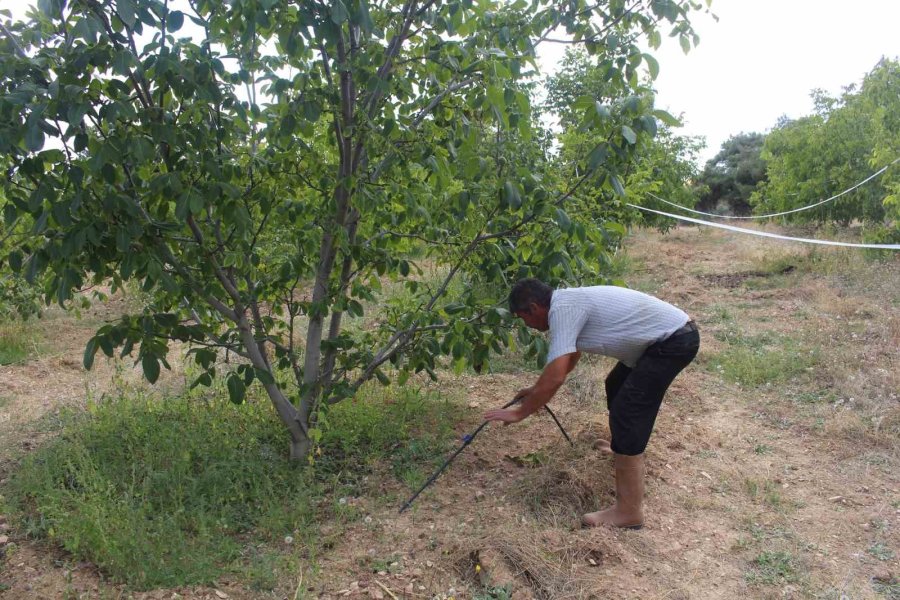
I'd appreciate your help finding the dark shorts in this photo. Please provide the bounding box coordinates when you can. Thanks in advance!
[605,323,700,456]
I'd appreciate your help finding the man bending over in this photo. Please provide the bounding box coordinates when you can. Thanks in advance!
[484,278,700,529]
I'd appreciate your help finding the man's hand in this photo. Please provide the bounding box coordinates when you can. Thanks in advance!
[484,407,524,424]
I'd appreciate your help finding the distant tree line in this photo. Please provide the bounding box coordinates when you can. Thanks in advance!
[693,58,899,240]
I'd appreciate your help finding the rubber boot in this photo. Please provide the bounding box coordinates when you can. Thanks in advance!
[582,453,645,529]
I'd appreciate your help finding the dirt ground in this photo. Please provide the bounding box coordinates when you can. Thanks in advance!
[0,224,898,599]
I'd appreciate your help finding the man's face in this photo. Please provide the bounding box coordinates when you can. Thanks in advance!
[515,303,549,331]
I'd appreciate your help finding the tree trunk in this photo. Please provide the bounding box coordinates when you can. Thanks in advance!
[235,312,310,461]
[289,435,312,462]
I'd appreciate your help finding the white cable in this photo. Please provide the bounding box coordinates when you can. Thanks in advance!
[628,204,900,250]
[647,157,900,220]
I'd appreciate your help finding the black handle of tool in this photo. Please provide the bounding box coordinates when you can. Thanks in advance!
[544,404,573,446]
[398,397,572,513]
[399,397,519,513]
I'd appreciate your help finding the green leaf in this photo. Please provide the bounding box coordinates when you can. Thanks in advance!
[643,53,659,79]
[444,302,466,315]
[25,120,45,152]
[227,374,246,404]
[621,125,637,145]
[594,101,610,121]
[4,203,16,227]
[652,109,681,127]
[255,368,275,385]
[142,354,160,383]
[352,0,374,33]
[610,174,626,196]
[679,33,691,54]
[167,10,184,32]
[573,95,594,112]
[347,299,364,317]
[555,208,572,233]
[588,143,608,170]
[486,85,504,109]
[7,251,23,272]
[331,0,349,24]
[83,337,99,370]
[118,0,137,27]
[502,181,521,209]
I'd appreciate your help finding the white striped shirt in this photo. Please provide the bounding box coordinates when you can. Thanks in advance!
[546,286,689,368]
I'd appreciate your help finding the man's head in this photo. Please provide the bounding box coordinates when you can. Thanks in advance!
[509,278,552,331]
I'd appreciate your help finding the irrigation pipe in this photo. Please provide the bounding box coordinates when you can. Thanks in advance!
[398,398,573,513]
[628,204,900,250]
[646,157,899,220]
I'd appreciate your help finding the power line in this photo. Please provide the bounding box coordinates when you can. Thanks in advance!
[646,157,900,220]
[629,204,900,250]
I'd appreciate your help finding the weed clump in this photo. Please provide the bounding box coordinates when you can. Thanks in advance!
[5,384,459,589]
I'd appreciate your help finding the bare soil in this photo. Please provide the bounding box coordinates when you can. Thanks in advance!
[1,225,898,599]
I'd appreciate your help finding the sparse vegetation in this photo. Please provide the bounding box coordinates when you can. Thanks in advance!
[746,550,799,586]
[0,320,40,366]
[709,330,820,387]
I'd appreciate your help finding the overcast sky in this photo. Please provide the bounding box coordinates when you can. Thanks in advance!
[547,0,900,165]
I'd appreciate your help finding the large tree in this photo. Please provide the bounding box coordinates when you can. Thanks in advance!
[695,132,766,215]
[752,59,899,230]
[545,49,703,232]
[0,0,701,459]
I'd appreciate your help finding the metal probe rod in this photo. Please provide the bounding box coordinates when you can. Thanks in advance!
[398,398,572,513]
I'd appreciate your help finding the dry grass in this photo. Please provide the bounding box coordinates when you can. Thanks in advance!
[454,528,616,599]
[510,441,614,528]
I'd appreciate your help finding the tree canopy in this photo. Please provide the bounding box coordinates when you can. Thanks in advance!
[752,59,900,232]
[694,132,766,215]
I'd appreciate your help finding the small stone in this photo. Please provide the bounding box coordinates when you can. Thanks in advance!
[426,560,434,567]
[284,535,294,544]
[214,591,228,599]
[0,535,8,545]
[372,590,384,599]
[474,490,485,501]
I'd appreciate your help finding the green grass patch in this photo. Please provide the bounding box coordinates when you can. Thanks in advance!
[0,320,40,365]
[474,585,513,600]
[709,331,820,387]
[6,384,460,589]
[873,578,900,600]
[868,542,895,562]
[744,478,784,509]
[317,385,458,491]
[746,551,799,586]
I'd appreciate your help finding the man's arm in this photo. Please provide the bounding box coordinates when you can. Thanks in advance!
[484,352,578,423]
